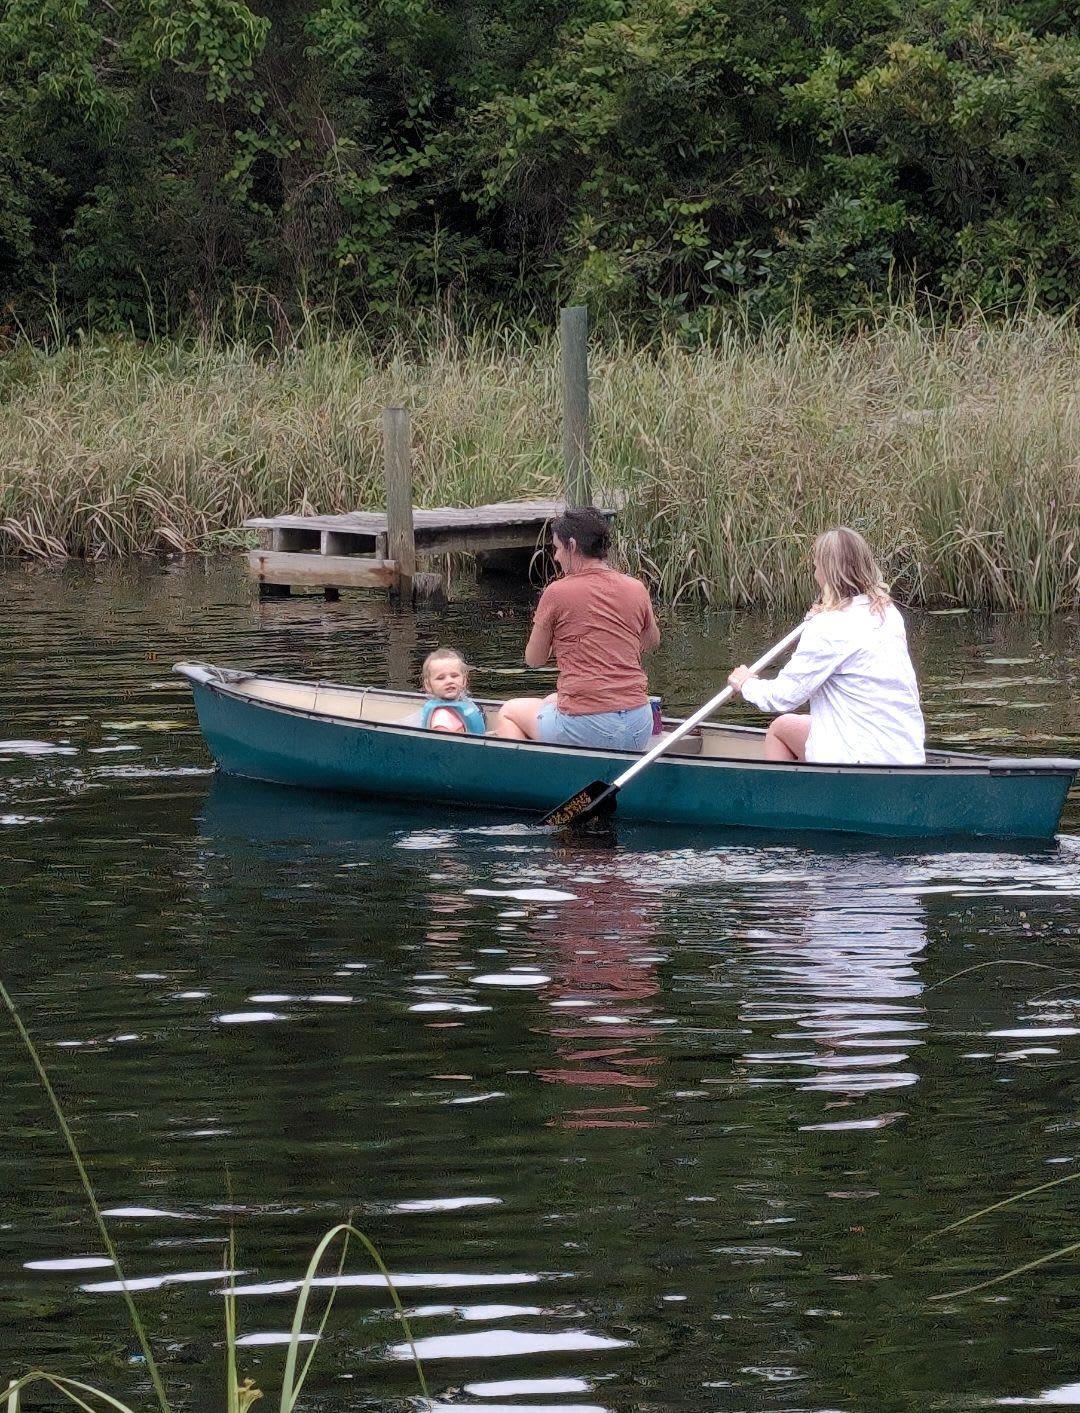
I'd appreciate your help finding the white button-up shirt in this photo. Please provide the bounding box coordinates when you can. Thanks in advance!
[740,597,925,765]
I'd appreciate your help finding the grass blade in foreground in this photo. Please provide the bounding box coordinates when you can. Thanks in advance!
[541,622,804,828]
[4,1372,141,1411]
[0,980,171,1413]
[280,1222,428,1411]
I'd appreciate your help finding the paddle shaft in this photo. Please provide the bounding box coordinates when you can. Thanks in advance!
[607,621,807,793]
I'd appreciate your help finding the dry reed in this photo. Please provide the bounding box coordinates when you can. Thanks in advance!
[2,310,1078,610]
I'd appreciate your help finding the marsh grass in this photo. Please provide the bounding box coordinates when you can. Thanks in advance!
[1,309,1079,609]
[0,979,427,1411]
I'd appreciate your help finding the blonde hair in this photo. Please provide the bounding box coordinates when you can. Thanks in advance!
[813,528,892,614]
[421,647,469,692]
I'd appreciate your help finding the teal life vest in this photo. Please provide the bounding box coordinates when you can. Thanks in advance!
[418,696,487,735]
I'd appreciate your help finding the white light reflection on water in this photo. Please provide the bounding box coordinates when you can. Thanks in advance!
[214,1010,286,1024]
[100,1206,194,1219]
[409,1002,491,1013]
[424,1406,606,1413]
[467,888,578,902]
[473,973,551,987]
[999,1384,1080,1405]
[391,1329,631,1360]
[25,1256,113,1271]
[236,1331,317,1347]
[224,1271,555,1298]
[0,740,78,756]
[464,1378,593,1395]
[391,1197,501,1212]
[442,1092,507,1105]
[423,1406,607,1413]
[82,1269,246,1293]
[407,1303,543,1320]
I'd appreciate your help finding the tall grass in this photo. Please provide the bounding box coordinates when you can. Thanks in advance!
[2,308,1078,610]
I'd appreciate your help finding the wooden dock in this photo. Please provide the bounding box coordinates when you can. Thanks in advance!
[245,307,604,601]
[245,499,614,598]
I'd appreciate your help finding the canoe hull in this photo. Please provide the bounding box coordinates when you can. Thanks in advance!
[186,675,1076,841]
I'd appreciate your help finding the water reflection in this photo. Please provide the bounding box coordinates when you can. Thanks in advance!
[529,845,667,1131]
[733,869,927,1101]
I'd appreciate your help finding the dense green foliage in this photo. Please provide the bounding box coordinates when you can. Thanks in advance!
[3,0,1080,331]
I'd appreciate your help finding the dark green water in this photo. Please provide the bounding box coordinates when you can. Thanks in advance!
[1,559,1079,1412]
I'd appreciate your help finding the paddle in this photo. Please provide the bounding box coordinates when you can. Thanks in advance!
[541,622,806,829]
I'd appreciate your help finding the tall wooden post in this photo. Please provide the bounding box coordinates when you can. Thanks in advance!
[561,305,591,506]
[382,406,416,599]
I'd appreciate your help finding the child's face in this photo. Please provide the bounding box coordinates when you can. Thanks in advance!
[426,658,465,700]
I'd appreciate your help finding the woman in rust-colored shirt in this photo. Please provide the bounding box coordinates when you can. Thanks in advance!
[494,508,660,749]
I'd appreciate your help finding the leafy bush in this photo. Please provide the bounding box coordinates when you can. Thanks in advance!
[2,0,1080,331]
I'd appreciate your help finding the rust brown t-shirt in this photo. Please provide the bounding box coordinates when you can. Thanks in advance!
[532,562,659,715]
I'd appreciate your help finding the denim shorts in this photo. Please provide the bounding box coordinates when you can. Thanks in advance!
[536,701,653,752]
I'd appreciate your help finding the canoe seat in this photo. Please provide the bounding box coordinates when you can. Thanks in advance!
[315,688,391,722]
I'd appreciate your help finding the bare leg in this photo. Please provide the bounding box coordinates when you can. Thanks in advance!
[764,713,811,761]
[494,696,547,740]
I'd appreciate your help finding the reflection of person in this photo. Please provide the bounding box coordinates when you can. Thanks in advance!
[494,508,661,750]
[736,868,928,1098]
[413,648,486,735]
[727,527,925,764]
[528,852,666,1130]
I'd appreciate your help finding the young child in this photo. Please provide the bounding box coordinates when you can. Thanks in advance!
[416,648,487,735]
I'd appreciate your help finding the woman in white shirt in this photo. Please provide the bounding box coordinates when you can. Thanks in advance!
[726,528,925,765]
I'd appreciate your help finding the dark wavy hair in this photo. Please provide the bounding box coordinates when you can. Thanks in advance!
[551,506,611,560]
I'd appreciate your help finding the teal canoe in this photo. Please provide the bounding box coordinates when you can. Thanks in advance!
[174,662,1079,841]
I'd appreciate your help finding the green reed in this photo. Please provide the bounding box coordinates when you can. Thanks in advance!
[1,306,1079,610]
[0,980,427,1411]
[913,958,1080,1302]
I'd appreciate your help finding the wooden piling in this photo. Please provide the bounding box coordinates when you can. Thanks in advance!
[382,406,416,599]
[560,305,591,507]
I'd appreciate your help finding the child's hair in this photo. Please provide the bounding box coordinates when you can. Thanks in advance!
[421,647,469,693]
[551,506,611,560]
[813,528,892,614]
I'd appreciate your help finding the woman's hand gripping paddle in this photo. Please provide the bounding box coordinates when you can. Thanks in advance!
[540,623,806,829]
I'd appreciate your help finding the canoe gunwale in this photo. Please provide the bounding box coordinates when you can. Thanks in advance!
[172,662,1080,783]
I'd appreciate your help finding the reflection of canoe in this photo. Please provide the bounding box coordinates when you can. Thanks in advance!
[174,663,1080,841]
[199,773,469,849]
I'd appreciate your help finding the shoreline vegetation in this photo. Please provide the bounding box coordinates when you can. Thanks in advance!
[2,308,1078,612]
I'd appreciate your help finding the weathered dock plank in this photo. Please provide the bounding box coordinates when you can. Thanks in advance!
[245,499,604,537]
[249,550,399,590]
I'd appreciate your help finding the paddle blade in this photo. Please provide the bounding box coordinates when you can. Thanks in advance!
[541,780,618,829]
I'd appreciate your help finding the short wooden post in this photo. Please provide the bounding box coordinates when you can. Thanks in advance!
[382,406,415,599]
[8,1380,19,1412]
[561,305,591,506]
